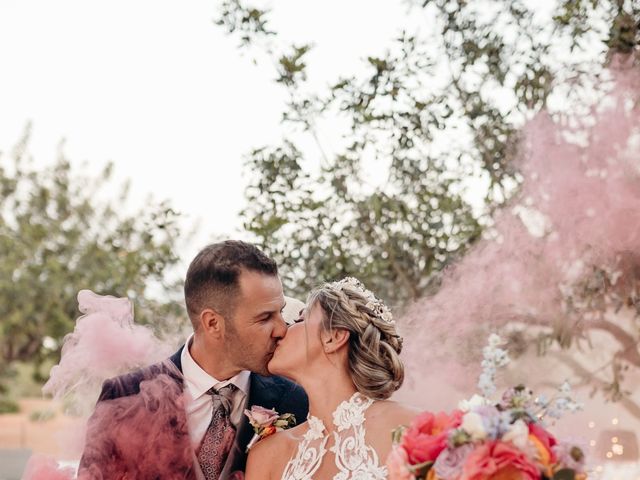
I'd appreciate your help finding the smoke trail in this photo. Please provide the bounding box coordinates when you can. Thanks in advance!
[23,290,179,478]
[398,58,640,417]
[42,290,174,414]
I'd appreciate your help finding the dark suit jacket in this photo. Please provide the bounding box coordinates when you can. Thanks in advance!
[78,347,308,480]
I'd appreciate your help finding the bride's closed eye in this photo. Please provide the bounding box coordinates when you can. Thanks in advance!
[291,308,305,325]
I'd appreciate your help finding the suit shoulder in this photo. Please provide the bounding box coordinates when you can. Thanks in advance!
[268,375,305,397]
[98,361,179,401]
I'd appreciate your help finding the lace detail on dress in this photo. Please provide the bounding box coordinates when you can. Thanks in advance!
[281,393,388,480]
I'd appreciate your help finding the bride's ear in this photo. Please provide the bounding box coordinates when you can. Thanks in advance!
[323,329,350,354]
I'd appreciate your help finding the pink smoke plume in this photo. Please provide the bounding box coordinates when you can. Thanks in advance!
[398,58,640,413]
[42,290,174,410]
[21,455,75,480]
[23,290,179,479]
[77,369,193,479]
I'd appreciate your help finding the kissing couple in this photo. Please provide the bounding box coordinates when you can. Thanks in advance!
[78,240,418,480]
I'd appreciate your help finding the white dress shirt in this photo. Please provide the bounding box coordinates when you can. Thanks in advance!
[181,335,251,449]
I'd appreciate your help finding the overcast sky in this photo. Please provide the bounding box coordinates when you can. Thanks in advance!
[0,0,420,264]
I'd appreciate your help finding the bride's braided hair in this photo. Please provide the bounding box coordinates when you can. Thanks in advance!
[306,278,404,400]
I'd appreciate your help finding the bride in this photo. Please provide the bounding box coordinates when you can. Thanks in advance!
[244,277,417,480]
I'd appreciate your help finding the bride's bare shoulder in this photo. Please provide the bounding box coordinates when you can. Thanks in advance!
[245,422,308,480]
[369,400,421,427]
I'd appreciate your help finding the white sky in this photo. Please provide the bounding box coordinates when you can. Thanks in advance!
[0,0,416,264]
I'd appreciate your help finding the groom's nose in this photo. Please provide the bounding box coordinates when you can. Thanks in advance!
[272,312,287,339]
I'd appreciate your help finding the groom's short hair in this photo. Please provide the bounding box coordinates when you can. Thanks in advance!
[184,240,278,327]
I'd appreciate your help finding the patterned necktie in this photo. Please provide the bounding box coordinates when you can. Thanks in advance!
[197,384,238,480]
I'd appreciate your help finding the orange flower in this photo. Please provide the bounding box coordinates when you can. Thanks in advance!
[528,423,556,457]
[488,465,526,480]
[527,422,557,476]
[260,425,277,438]
[426,468,440,480]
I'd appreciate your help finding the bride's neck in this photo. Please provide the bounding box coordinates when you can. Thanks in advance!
[298,368,358,432]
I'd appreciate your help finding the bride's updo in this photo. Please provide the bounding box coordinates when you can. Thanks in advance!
[306,277,404,400]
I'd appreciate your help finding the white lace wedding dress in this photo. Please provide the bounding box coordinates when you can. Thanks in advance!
[280,392,388,480]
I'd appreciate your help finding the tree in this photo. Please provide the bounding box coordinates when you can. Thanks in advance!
[215,0,640,407]
[0,125,187,408]
[214,0,638,304]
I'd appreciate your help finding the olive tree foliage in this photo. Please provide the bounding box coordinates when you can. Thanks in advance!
[215,0,638,308]
[215,0,640,408]
[0,125,186,403]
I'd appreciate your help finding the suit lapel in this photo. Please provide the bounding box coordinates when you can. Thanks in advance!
[169,346,184,373]
[223,374,284,477]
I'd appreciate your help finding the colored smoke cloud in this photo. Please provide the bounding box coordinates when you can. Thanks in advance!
[398,58,640,415]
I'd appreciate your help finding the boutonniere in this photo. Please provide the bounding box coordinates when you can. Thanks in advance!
[244,405,297,451]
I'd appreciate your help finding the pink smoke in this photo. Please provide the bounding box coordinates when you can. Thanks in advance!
[77,370,193,479]
[398,58,640,411]
[25,290,180,477]
[22,455,74,480]
[43,290,174,410]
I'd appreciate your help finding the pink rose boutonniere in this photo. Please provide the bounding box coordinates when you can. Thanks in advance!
[244,405,297,451]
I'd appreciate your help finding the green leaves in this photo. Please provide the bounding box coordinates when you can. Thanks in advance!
[215,0,639,359]
[0,126,186,395]
[552,469,577,480]
[277,45,311,86]
[215,0,275,48]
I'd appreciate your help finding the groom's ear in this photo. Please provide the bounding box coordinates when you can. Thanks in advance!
[323,329,350,354]
[199,308,225,338]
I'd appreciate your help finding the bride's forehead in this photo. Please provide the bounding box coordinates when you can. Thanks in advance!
[305,303,325,319]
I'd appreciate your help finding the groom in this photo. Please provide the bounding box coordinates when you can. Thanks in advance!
[78,240,309,479]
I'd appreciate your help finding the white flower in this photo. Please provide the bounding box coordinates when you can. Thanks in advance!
[458,394,489,412]
[502,419,529,450]
[460,412,487,441]
[478,372,496,397]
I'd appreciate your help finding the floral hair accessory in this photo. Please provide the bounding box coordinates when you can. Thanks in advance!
[331,276,395,324]
[244,405,297,452]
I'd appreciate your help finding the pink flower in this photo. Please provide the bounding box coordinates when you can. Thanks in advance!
[434,444,475,480]
[402,411,463,464]
[244,405,279,427]
[387,445,413,480]
[461,441,540,480]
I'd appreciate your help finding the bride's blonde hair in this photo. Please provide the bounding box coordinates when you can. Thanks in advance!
[306,279,404,400]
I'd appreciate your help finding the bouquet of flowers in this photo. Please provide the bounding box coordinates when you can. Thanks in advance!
[387,335,588,480]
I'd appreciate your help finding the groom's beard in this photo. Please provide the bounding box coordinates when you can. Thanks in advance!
[224,324,274,376]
